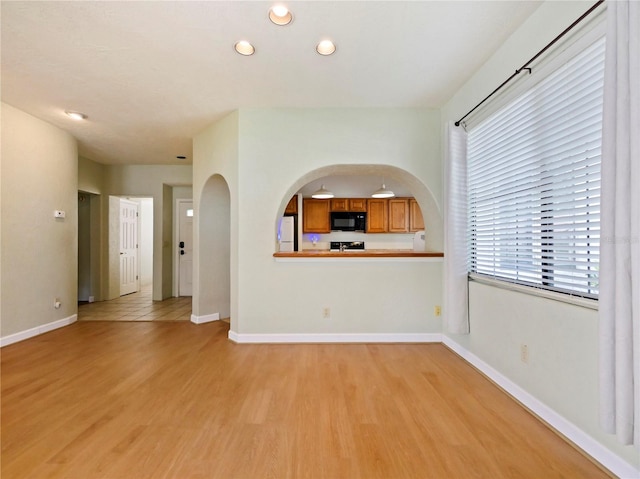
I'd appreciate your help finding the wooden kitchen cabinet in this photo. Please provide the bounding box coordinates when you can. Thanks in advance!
[348,198,367,212]
[330,198,348,212]
[330,198,367,212]
[388,198,409,233]
[285,195,298,214]
[366,199,388,233]
[303,199,331,233]
[409,198,425,232]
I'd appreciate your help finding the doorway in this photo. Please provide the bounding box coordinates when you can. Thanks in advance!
[77,191,100,302]
[176,200,193,296]
[119,198,139,296]
[114,196,154,298]
[194,175,230,324]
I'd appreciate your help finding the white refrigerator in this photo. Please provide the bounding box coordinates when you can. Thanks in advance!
[279,216,295,252]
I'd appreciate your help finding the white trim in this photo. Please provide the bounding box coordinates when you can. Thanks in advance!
[190,312,219,324]
[228,331,442,344]
[274,257,443,263]
[441,335,640,479]
[1,315,77,347]
[469,274,599,310]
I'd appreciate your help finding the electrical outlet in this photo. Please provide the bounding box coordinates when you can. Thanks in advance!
[520,344,529,363]
[434,305,441,316]
[323,307,331,319]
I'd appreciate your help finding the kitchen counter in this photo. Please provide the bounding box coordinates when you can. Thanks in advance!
[273,249,444,261]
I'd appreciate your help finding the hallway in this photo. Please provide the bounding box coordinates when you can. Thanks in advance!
[78,288,192,322]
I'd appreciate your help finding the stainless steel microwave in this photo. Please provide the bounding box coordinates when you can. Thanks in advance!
[330,212,366,232]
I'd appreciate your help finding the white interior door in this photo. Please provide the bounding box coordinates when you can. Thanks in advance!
[120,198,139,296]
[178,201,193,296]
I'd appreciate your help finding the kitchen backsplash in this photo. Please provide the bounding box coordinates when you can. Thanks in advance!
[301,231,418,250]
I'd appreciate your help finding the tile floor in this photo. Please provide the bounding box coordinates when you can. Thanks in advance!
[78,287,192,322]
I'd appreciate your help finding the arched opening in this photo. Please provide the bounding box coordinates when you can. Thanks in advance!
[275,164,443,252]
[194,174,231,324]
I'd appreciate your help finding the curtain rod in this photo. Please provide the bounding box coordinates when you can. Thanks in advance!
[454,0,605,127]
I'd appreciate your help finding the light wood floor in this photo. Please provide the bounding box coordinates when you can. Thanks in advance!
[1,321,610,479]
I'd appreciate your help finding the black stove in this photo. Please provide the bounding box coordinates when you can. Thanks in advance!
[330,241,365,252]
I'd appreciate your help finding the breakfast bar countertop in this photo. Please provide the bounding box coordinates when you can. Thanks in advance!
[273,249,444,258]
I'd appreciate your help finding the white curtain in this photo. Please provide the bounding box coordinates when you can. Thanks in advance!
[599,0,640,447]
[443,121,469,334]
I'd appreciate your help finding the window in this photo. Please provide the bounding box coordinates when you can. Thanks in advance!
[467,36,605,300]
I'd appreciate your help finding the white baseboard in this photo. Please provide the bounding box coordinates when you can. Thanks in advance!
[190,312,220,324]
[1,314,77,347]
[228,331,442,344]
[441,336,640,479]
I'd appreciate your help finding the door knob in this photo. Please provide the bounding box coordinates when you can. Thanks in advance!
[180,250,185,255]
[179,241,185,248]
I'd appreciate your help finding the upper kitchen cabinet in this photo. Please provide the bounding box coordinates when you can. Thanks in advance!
[366,199,388,233]
[388,198,409,233]
[348,198,367,212]
[330,198,367,212]
[365,197,422,233]
[285,195,298,214]
[409,198,425,232]
[330,198,349,212]
[303,199,331,233]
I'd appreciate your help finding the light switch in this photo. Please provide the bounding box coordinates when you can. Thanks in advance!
[54,210,66,218]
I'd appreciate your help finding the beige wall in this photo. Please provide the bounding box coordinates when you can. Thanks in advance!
[138,198,154,287]
[441,0,638,471]
[192,111,238,323]
[194,108,443,337]
[1,103,78,337]
[78,156,104,194]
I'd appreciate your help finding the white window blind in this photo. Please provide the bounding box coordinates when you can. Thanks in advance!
[467,36,605,300]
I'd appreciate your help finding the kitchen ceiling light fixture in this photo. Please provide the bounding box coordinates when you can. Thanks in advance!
[316,40,336,56]
[269,5,293,25]
[371,183,395,198]
[311,184,334,199]
[65,110,87,121]
[234,40,255,56]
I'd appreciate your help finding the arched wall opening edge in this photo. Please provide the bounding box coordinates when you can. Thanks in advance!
[274,164,443,252]
[196,173,232,323]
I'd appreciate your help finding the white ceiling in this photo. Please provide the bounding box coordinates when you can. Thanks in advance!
[299,174,413,198]
[1,1,542,166]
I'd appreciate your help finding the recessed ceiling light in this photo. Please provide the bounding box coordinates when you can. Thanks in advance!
[65,110,87,121]
[316,40,336,56]
[269,5,293,25]
[234,40,255,56]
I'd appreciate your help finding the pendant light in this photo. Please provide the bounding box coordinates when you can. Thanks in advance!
[311,184,334,199]
[371,182,395,198]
